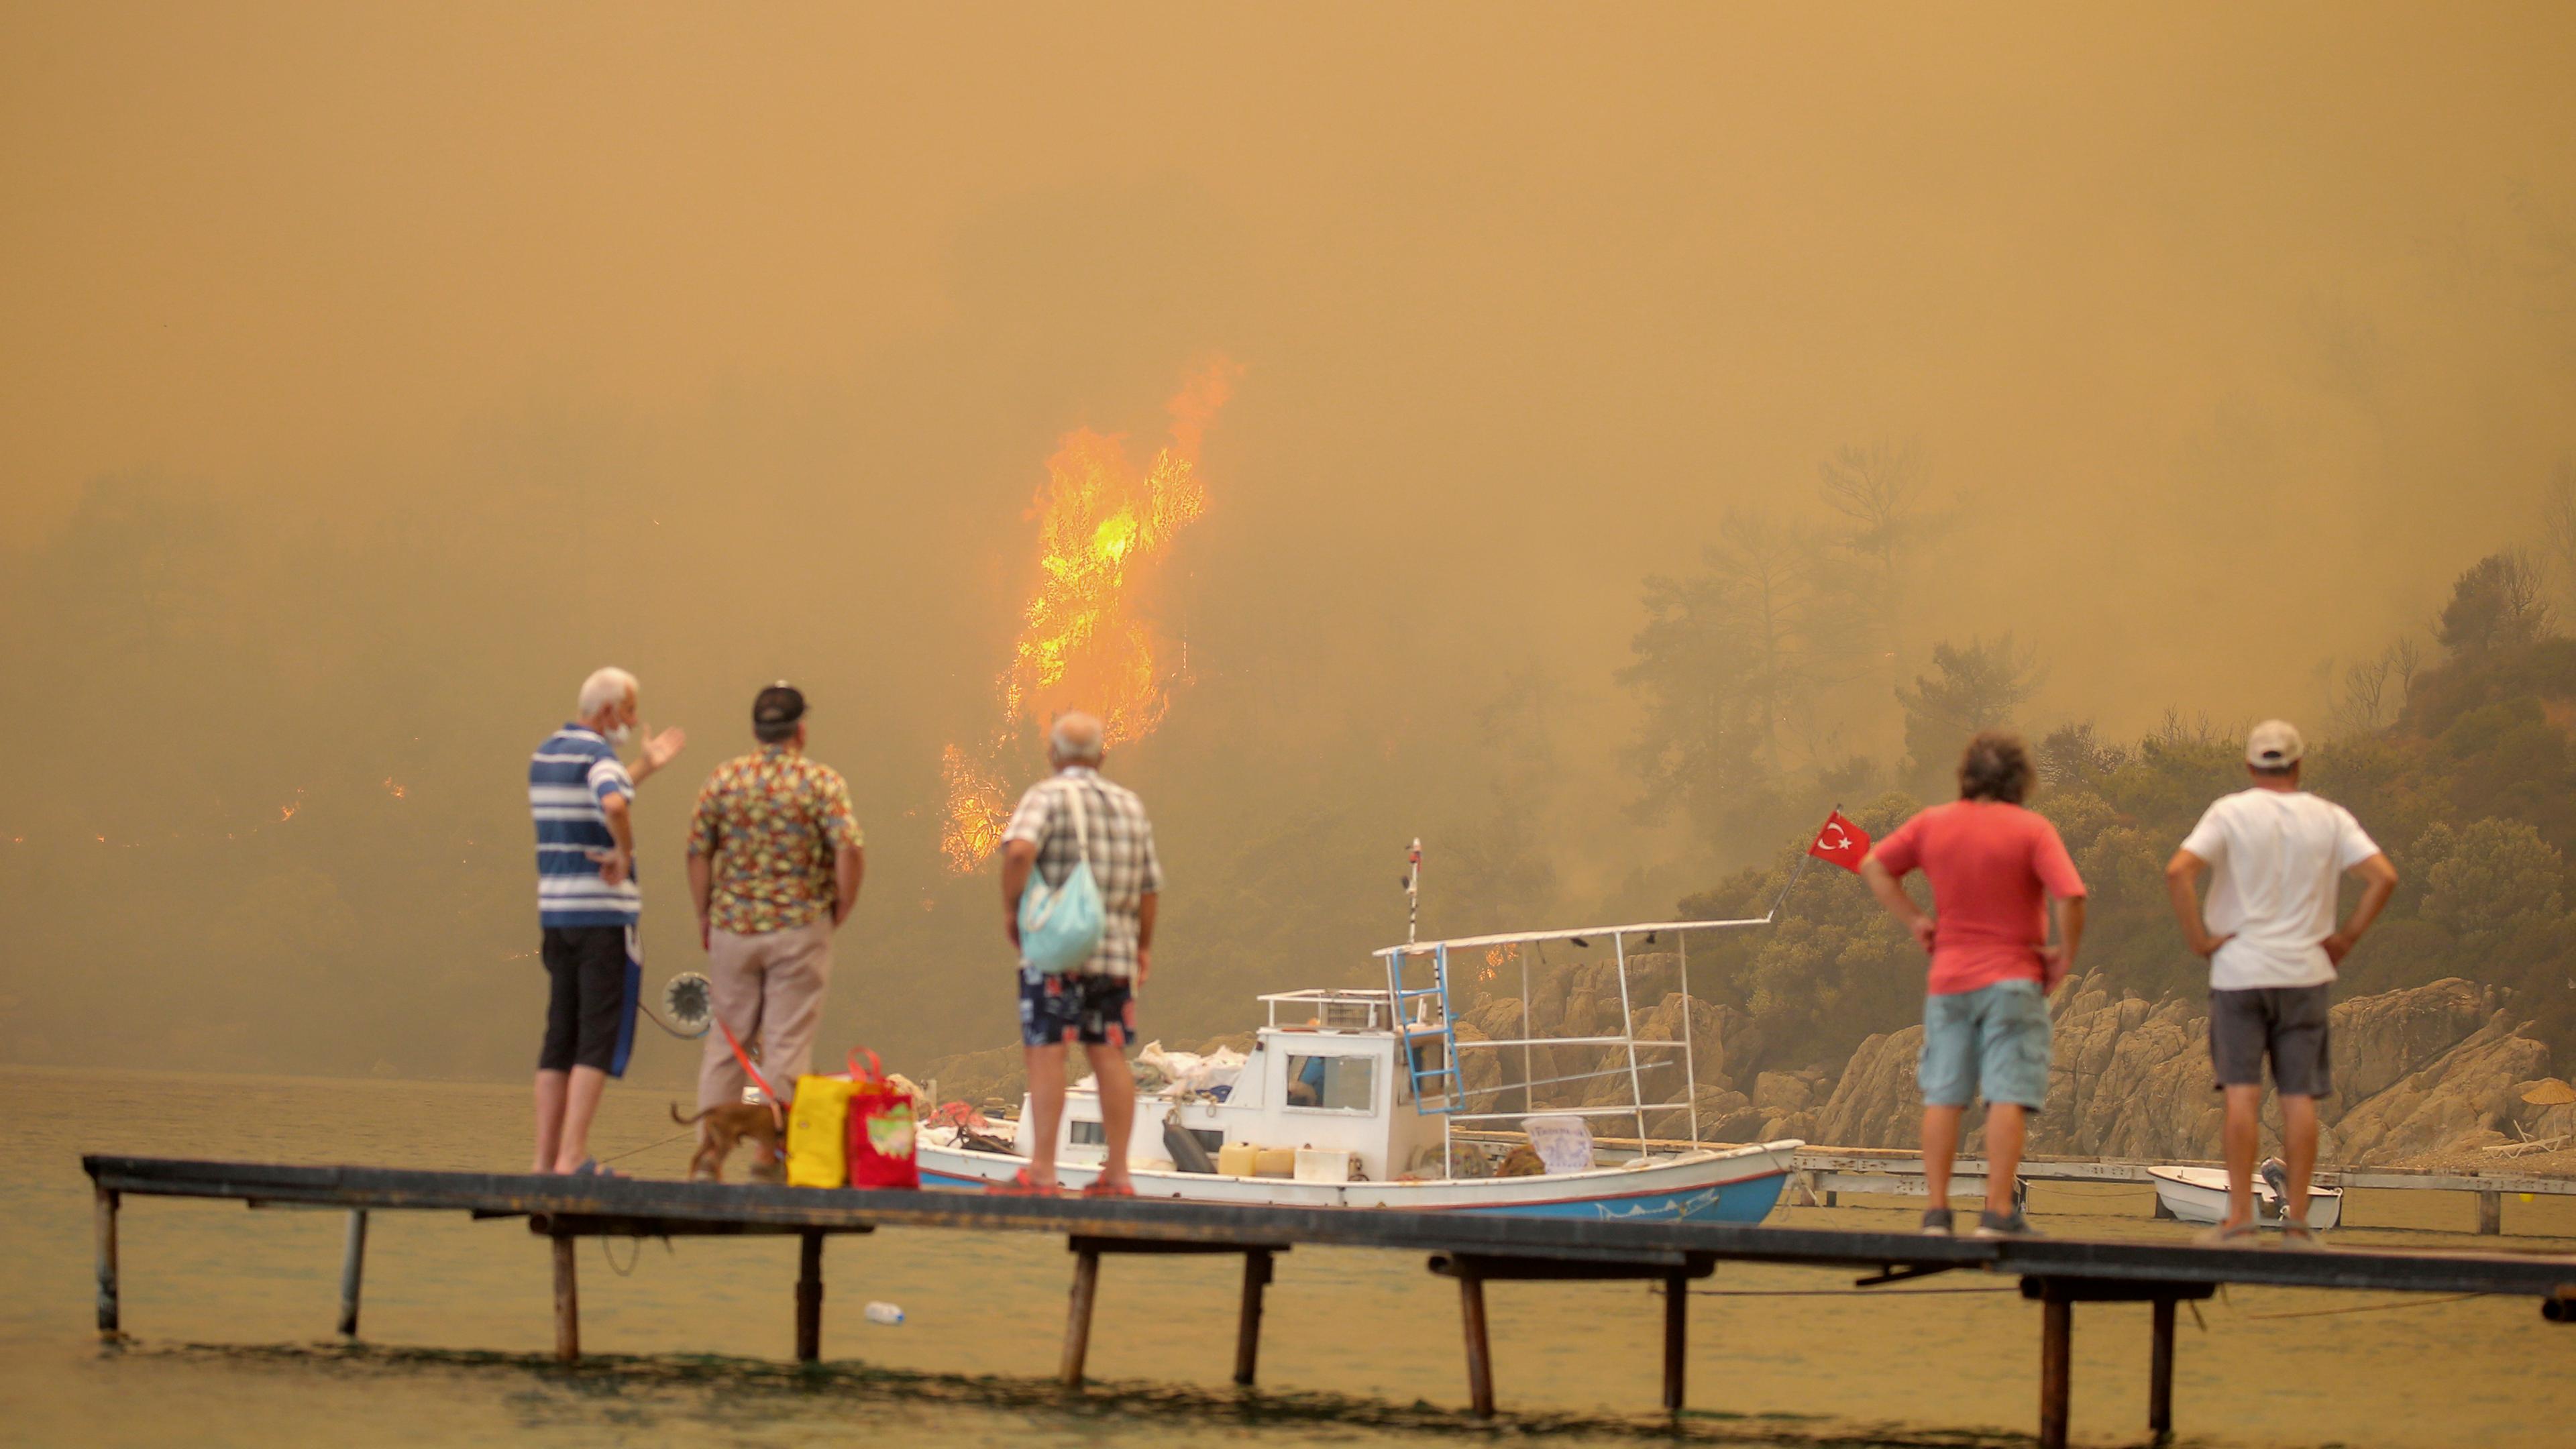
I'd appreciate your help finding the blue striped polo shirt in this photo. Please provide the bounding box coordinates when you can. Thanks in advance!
[529,724,640,926]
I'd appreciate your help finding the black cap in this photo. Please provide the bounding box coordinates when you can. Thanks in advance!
[753,682,806,729]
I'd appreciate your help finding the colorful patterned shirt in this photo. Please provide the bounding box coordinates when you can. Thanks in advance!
[686,746,861,935]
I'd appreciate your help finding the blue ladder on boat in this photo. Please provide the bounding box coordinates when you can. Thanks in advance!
[1387,943,1462,1114]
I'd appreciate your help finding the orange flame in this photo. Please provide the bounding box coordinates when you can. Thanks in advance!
[939,359,1237,871]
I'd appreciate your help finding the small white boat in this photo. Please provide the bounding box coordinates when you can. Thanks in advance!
[2147,1165,2343,1231]
[918,916,1803,1222]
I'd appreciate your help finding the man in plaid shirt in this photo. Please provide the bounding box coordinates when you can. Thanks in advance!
[999,711,1161,1195]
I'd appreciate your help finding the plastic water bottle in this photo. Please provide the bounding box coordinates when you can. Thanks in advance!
[863,1301,904,1326]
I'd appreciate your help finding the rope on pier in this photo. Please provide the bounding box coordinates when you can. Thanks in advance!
[1682,1285,2019,1297]
[596,1128,697,1166]
[2236,1291,2485,1320]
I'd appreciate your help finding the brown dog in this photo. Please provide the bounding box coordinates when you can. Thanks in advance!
[670,1102,786,1183]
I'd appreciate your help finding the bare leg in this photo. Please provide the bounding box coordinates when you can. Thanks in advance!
[1024,1042,1069,1189]
[533,1069,569,1173]
[551,1066,610,1173]
[2220,1084,2263,1229]
[1921,1105,1965,1210]
[2279,1093,2319,1226]
[1087,1042,1137,1190]
[1984,1102,2026,1214]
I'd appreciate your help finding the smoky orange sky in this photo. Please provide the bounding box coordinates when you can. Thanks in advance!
[7,4,2576,1081]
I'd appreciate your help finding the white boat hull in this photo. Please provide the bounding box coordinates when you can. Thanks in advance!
[2147,1165,2344,1230]
[918,1134,1803,1223]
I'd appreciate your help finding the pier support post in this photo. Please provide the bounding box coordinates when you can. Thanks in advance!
[1457,1267,1495,1419]
[1233,1249,1272,1386]
[795,1231,824,1364]
[2039,1290,2072,1449]
[2477,1191,2502,1236]
[94,1187,120,1342]
[551,1232,580,1364]
[2149,1297,2176,1438]
[337,1210,370,1338]
[1662,1274,1688,1413]
[1060,1246,1100,1387]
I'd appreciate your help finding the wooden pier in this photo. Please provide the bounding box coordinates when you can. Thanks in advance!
[84,1155,2576,1448]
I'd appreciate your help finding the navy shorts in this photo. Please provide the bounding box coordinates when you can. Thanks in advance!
[539,925,639,1077]
[1019,967,1135,1048]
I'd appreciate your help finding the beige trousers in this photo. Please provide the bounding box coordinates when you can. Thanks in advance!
[698,918,833,1114]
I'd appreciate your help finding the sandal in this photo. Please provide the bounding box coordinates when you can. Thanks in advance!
[2280,1220,2326,1251]
[1081,1179,1138,1199]
[985,1169,1060,1196]
[566,1159,626,1179]
[2194,1220,2259,1248]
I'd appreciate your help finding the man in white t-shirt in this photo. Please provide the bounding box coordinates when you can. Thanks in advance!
[2165,719,2398,1245]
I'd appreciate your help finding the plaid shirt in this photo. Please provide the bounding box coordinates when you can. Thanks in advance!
[1003,766,1161,981]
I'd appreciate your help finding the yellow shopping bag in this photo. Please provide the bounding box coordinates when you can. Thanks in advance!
[786,1075,858,1187]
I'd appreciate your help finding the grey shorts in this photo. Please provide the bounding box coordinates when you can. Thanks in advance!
[2208,985,2332,1097]
[1918,981,2052,1110]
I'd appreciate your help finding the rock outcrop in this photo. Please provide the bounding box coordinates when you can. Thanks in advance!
[1808,975,2553,1166]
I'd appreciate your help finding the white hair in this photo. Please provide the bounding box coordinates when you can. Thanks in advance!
[577,667,638,720]
[1049,711,1105,765]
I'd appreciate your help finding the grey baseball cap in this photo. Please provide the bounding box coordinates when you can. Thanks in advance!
[2246,719,2304,767]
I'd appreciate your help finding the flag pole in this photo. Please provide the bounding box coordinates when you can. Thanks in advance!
[1764,802,1837,922]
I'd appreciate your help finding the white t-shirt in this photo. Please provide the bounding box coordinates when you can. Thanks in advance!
[2178,788,2382,990]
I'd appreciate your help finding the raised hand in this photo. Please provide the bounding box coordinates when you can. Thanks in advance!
[635,722,688,779]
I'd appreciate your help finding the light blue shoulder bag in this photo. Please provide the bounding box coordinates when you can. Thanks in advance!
[1017,780,1106,975]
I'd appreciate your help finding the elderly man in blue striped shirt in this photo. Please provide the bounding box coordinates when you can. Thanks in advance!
[528,666,686,1175]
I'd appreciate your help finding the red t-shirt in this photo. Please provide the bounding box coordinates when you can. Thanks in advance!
[1868,800,2086,996]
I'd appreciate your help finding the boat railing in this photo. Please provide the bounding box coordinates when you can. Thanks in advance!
[1373,916,1772,1177]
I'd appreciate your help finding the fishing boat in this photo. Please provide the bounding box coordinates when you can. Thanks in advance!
[918,916,1802,1222]
[2147,1164,2345,1230]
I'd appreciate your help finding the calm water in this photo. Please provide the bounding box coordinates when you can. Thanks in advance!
[7,1065,2573,1448]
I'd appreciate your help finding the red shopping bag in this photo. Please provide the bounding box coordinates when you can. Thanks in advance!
[844,1048,921,1190]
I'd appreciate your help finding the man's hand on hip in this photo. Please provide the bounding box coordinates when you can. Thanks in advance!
[589,847,633,887]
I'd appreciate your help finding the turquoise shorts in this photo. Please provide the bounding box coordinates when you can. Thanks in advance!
[1919,980,2052,1110]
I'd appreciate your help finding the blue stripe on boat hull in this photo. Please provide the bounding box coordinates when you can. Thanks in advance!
[917,1167,1786,1223]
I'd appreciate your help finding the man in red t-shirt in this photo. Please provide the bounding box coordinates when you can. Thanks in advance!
[1860,732,2087,1238]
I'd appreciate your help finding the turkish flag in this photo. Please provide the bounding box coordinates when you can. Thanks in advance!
[1807,810,1872,873]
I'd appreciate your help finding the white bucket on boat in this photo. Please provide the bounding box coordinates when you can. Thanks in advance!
[1295,1148,1359,1183]
[1522,1115,1595,1175]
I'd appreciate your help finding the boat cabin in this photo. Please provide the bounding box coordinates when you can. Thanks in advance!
[1012,987,1452,1182]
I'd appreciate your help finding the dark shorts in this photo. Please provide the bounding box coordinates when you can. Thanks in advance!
[539,925,639,1076]
[1019,967,1136,1048]
[2209,985,2332,1097]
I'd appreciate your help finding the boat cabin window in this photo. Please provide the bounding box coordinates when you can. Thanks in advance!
[1069,1121,1106,1146]
[1284,1053,1376,1112]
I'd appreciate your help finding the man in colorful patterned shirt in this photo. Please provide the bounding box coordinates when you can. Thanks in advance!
[685,683,863,1169]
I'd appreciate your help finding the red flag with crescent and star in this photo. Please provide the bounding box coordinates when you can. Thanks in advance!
[1807,810,1871,873]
